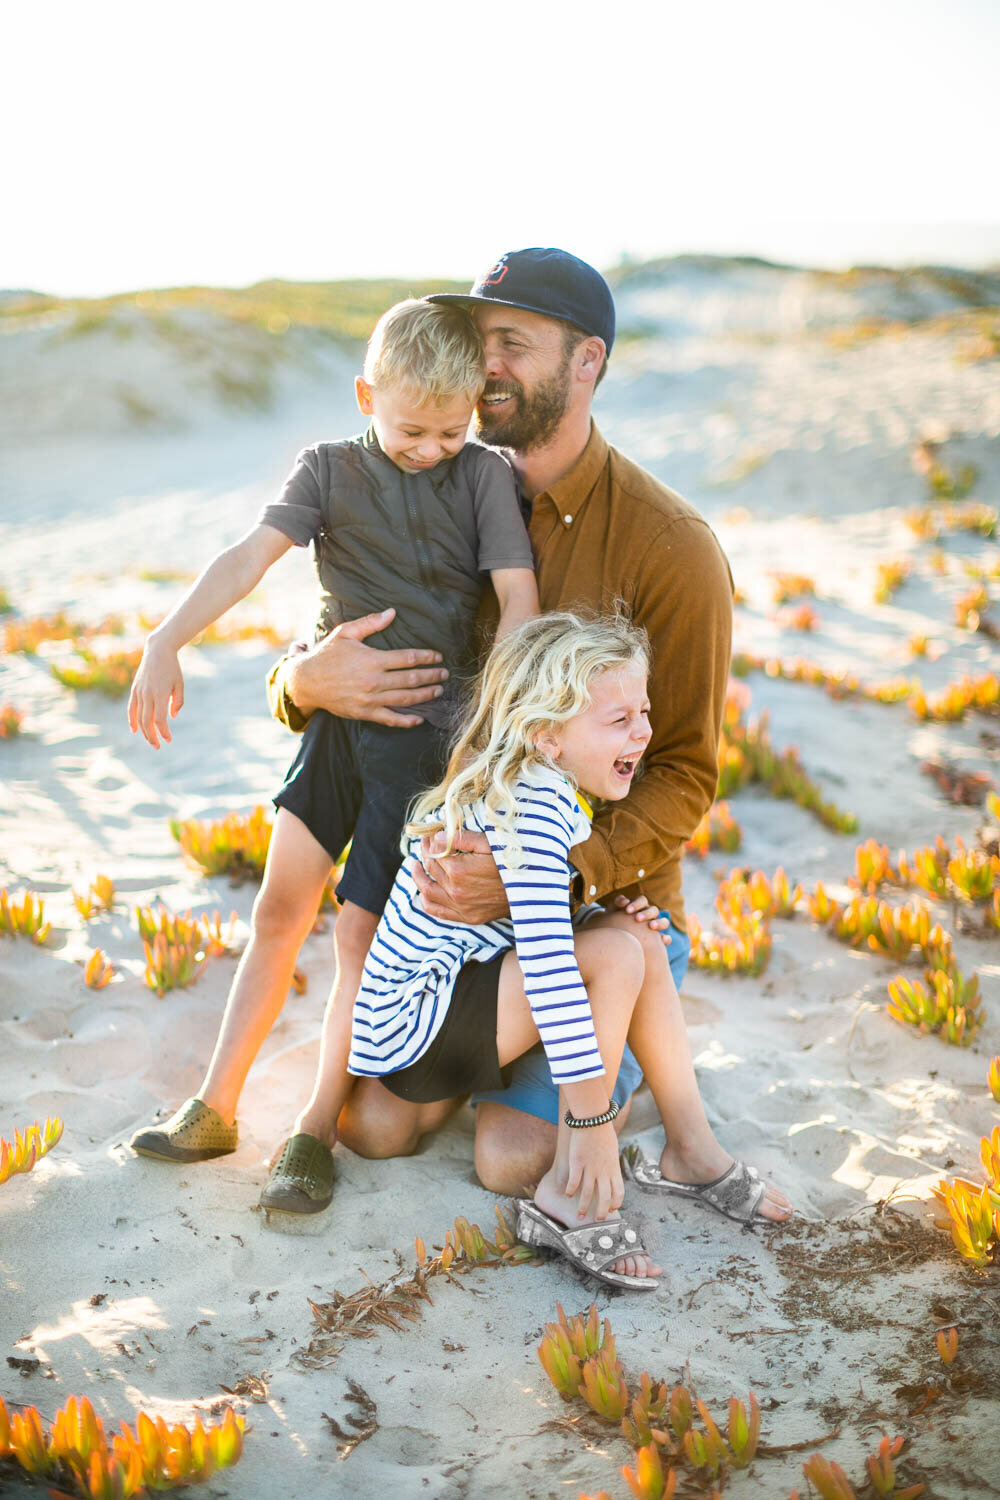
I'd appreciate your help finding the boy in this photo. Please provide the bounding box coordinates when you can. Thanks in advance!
[128,299,538,1214]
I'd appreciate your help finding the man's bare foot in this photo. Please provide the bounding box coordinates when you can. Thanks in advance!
[533,1174,661,1280]
[658,1142,792,1221]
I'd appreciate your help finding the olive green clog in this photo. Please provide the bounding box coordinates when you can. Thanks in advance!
[258,1133,334,1225]
[130,1098,238,1163]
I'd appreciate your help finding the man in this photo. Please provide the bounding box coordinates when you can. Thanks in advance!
[269,248,790,1226]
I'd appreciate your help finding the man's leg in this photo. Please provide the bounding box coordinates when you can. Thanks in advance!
[197,810,333,1124]
[474,912,791,1220]
[337,1081,463,1159]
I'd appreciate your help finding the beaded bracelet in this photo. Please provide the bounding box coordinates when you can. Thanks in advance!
[564,1098,621,1130]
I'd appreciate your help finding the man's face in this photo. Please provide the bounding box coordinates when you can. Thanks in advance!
[473,305,575,453]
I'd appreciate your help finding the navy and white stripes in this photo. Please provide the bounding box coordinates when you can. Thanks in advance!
[347,763,605,1087]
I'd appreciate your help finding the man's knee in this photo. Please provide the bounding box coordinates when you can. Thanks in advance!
[474,1103,555,1195]
[338,1082,422,1159]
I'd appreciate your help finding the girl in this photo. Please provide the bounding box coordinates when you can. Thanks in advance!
[268,611,677,1286]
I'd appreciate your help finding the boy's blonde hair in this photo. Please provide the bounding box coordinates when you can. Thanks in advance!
[363,298,485,404]
[407,611,650,866]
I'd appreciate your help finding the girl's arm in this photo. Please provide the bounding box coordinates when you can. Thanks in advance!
[487,781,605,1087]
[128,523,292,748]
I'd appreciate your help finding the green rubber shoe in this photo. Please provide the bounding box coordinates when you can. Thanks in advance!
[130,1098,238,1163]
[259,1133,334,1221]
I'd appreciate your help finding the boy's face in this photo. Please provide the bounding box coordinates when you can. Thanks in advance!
[356,378,474,474]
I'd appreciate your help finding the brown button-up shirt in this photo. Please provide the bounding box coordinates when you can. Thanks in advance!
[522,424,733,931]
[269,423,733,932]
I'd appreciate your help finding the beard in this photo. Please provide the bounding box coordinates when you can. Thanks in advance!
[474,358,573,453]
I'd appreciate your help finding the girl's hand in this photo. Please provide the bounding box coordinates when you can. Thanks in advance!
[128,641,184,749]
[614,893,672,944]
[564,1121,624,1222]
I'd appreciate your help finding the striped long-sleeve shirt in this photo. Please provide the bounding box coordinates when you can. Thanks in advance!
[346,763,606,1087]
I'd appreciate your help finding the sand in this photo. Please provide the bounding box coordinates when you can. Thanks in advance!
[1,259,999,1499]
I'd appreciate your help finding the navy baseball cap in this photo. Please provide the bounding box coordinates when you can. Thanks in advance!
[430,247,615,355]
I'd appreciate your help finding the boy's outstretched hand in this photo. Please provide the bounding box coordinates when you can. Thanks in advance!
[128,641,185,749]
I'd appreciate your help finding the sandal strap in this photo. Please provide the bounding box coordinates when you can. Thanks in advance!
[558,1217,648,1273]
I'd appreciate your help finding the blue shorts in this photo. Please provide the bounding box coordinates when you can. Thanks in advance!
[470,911,692,1124]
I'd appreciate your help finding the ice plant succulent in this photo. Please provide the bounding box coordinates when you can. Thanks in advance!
[0,1117,64,1185]
[874,560,910,604]
[850,839,896,894]
[84,949,114,989]
[170,805,274,881]
[74,875,115,921]
[0,1392,244,1496]
[988,1055,1000,1104]
[50,647,144,697]
[0,887,51,944]
[684,802,742,858]
[931,1171,999,1267]
[887,964,984,1046]
[946,840,999,901]
[0,702,23,738]
[771,572,816,603]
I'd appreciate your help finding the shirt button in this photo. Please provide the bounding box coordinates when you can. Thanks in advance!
[637,868,645,878]
[588,885,597,897]
[564,514,573,525]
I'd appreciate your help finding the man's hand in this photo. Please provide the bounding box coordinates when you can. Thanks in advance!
[283,607,448,727]
[412,828,508,925]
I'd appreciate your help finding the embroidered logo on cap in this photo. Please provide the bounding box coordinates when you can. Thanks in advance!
[481,260,509,286]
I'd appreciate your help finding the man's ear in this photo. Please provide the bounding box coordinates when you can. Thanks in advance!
[574,337,606,385]
[355,375,375,415]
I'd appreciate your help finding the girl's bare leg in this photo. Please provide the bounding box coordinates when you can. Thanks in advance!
[595,912,791,1220]
[494,925,660,1280]
[198,810,333,1124]
[291,900,380,1146]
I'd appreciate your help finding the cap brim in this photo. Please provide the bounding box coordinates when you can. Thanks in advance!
[428,291,587,329]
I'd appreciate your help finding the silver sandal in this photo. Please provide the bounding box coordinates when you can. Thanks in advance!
[515,1198,659,1291]
[620,1143,767,1224]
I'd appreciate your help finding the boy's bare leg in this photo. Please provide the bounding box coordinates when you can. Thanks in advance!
[197,809,333,1125]
[290,900,379,1146]
[476,911,791,1220]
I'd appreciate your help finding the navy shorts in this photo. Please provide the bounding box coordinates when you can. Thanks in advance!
[273,711,451,917]
[470,912,692,1124]
[380,952,513,1104]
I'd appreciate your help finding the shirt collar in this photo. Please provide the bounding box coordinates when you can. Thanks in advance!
[534,422,609,530]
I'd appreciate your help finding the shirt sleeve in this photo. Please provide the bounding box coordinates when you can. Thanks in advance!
[484,779,605,1085]
[265,648,311,733]
[571,515,734,901]
[256,446,325,547]
[470,449,536,573]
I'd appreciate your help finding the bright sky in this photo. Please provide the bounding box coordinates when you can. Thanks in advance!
[6,0,999,297]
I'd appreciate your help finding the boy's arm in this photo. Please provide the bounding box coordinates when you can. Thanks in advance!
[490,567,539,642]
[129,523,292,749]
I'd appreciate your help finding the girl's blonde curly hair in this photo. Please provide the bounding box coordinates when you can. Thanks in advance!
[406,610,650,865]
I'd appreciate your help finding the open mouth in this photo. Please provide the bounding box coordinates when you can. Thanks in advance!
[613,757,639,780]
[480,391,516,409]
